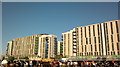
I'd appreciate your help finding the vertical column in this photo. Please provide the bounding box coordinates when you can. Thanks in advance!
[101,23,106,56]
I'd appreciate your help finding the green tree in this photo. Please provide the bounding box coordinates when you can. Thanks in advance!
[19,56,29,59]
[55,55,63,59]
[8,56,15,61]
[24,56,29,59]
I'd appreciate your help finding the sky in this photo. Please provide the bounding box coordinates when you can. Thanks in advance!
[2,2,118,54]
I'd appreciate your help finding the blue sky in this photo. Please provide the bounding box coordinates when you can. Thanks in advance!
[2,2,118,54]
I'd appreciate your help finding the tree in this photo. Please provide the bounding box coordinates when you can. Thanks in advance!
[24,56,29,59]
[55,55,63,59]
[19,56,29,59]
[8,56,15,61]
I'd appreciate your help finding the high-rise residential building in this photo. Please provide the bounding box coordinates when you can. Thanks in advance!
[62,30,74,57]
[37,35,57,58]
[12,34,57,58]
[6,41,13,56]
[57,41,63,55]
[62,20,120,57]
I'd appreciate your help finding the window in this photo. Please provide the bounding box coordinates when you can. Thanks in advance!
[84,27,86,37]
[94,37,96,43]
[93,25,95,36]
[118,52,120,55]
[81,39,83,45]
[108,43,109,51]
[117,34,120,42]
[86,38,88,44]
[85,45,87,52]
[89,38,91,44]
[87,52,88,56]
[117,43,119,50]
[112,43,114,51]
[97,24,100,35]
[115,21,119,33]
[113,52,115,55]
[108,52,110,55]
[99,44,101,51]
[111,52,112,55]
[82,45,83,52]
[106,23,108,34]
[97,52,98,56]
[91,52,93,55]
[89,26,91,37]
[106,35,109,43]
[110,22,113,34]
[81,28,83,45]
[95,44,97,51]
[94,52,96,56]
[99,52,101,56]
[98,37,100,43]
[111,35,113,42]
[91,45,92,51]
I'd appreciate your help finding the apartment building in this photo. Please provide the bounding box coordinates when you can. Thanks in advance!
[36,35,57,58]
[57,41,63,55]
[12,34,44,57]
[62,20,120,57]
[6,41,13,56]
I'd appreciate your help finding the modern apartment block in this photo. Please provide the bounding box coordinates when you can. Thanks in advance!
[62,20,120,57]
[12,34,43,57]
[62,30,74,57]
[6,41,13,56]
[12,34,57,58]
[37,35,57,58]
[57,41,63,55]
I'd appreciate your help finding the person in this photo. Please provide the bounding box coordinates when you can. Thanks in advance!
[24,61,28,67]
[1,59,8,67]
[114,62,118,67]
[59,61,62,67]
[16,61,21,67]
[32,60,37,67]
[29,60,32,67]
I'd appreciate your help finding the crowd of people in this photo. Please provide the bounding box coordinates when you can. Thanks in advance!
[0,59,120,67]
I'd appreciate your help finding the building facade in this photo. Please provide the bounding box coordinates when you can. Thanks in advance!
[7,41,13,56]
[62,30,74,57]
[62,20,120,57]
[57,41,63,55]
[37,35,57,58]
[12,34,55,58]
